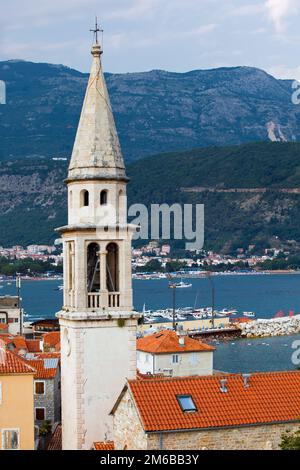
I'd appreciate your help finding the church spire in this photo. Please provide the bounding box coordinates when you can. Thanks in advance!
[68,22,127,182]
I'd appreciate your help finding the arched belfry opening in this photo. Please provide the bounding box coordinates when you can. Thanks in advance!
[100,190,108,205]
[106,243,119,292]
[81,190,89,207]
[87,243,100,292]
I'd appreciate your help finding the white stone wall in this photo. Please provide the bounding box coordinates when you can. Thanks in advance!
[59,317,137,450]
[68,181,127,226]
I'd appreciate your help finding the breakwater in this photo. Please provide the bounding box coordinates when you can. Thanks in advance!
[240,315,300,338]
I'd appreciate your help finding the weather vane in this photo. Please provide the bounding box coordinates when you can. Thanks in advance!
[90,16,103,45]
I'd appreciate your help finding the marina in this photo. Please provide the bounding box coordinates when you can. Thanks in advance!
[1,273,300,373]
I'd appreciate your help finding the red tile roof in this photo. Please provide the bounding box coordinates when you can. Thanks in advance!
[25,339,41,353]
[34,352,60,359]
[93,441,115,450]
[25,358,59,379]
[0,350,36,375]
[43,332,60,349]
[47,425,62,451]
[10,336,27,352]
[137,330,215,354]
[127,371,300,432]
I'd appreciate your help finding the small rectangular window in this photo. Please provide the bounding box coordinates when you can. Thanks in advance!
[2,429,19,450]
[172,354,179,364]
[190,353,198,364]
[177,395,197,412]
[35,381,45,395]
[35,408,45,421]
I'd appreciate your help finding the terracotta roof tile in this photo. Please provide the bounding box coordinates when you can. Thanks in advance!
[25,357,59,379]
[34,352,60,360]
[25,339,41,353]
[11,336,27,352]
[43,332,60,349]
[137,330,215,354]
[128,371,300,432]
[0,350,36,375]
[47,425,62,451]
[93,441,115,450]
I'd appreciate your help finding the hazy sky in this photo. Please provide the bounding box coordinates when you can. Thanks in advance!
[1,0,300,79]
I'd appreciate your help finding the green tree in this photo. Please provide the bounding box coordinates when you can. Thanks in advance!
[143,259,163,272]
[280,428,300,450]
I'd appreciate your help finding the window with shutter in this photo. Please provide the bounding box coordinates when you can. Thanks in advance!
[2,429,19,450]
[35,381,45,395]
[35,408,45,421]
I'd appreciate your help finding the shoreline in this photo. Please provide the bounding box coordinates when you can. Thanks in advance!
[1,270,299,282]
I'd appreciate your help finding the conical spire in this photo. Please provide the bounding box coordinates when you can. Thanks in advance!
[68,39,127,182]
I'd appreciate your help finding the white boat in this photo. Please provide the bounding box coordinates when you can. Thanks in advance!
[192,307,212,319]
[171,280,192,289]
[217,308,238,317]
[243,311,256,318]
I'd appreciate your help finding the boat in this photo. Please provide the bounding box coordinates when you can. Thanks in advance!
[171,280,192,289]
[217,308,238,317]
[243,311,256,318]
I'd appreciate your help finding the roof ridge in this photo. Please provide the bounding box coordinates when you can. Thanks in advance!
[129,369,300,384]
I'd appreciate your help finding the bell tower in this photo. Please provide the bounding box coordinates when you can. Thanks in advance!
[56,26,139,450]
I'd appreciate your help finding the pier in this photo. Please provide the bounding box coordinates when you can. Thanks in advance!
[139,317,232,334]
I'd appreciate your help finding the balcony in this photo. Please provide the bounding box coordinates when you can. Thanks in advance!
[87,292,120,309]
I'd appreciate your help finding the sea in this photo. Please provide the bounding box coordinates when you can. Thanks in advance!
[1,273,300,374]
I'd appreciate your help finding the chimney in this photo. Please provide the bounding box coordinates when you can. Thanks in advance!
[177,330,186,347]
[220,378,228,393]
[242,374,251,388]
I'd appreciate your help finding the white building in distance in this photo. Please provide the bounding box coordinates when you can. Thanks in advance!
[137,330,215,377]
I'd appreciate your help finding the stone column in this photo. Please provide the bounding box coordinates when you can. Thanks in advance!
[99,250,108,308]
[70,243,75,308]
[74,237,87,310]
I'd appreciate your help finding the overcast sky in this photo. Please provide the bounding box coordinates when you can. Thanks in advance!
[1,0,300,79]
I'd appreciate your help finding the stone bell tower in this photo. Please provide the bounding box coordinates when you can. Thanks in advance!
[56,28,139,450]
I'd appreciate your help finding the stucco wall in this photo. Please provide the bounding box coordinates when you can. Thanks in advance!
[0,374,35,450]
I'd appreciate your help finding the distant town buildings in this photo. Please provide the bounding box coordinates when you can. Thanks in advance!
[0,296,21,335]
[0,244,62,266]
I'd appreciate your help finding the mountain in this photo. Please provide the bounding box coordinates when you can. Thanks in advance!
[1,60,300,163]
[1,142,300,253]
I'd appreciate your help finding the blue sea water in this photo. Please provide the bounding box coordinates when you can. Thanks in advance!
[1,274,300,373]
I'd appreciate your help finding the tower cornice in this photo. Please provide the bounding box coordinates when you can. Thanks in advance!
[65,175,130,185]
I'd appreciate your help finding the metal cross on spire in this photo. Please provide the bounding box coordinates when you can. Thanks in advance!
[90,17,103,45]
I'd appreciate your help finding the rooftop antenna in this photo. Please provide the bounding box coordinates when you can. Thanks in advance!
[90,16,103,45]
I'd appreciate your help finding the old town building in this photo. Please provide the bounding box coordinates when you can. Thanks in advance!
[111,371,300,450]
[137,330,215,377]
